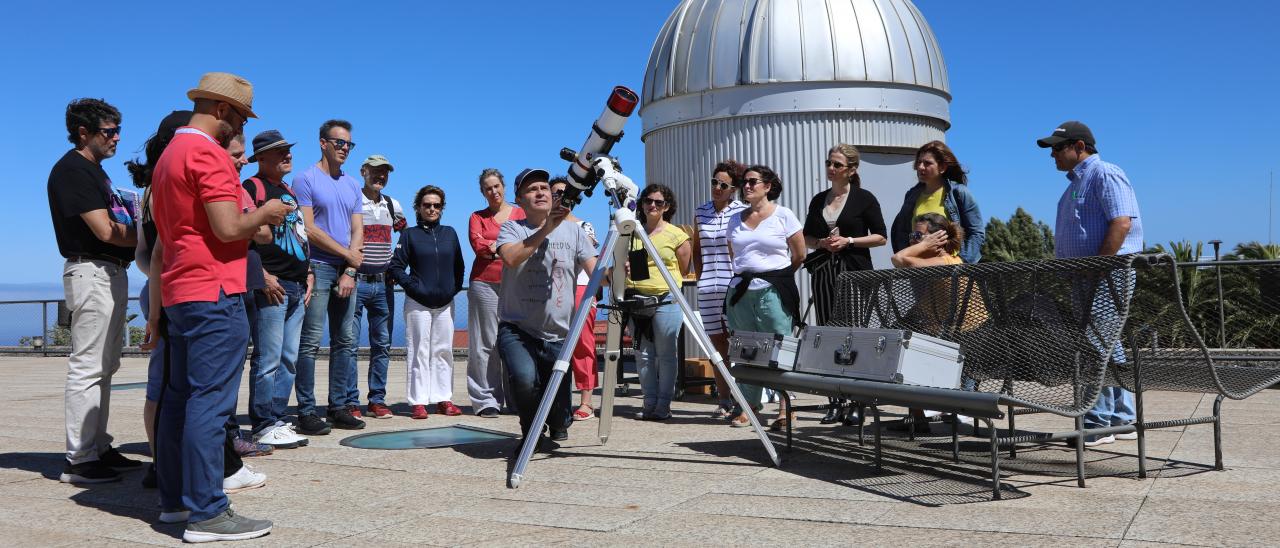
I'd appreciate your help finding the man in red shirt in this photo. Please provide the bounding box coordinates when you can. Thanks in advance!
[151,72,290,543]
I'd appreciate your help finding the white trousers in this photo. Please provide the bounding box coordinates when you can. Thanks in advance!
[63,259,129,464]
[404,299,454,405]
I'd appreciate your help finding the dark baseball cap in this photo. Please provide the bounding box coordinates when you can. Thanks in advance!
[249,129,294,162]
[1037,121,1095,148]
[514,168,551,191]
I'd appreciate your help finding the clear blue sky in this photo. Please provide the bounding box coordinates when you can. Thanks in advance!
[2,0,1277,290]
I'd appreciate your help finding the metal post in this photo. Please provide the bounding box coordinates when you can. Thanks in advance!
[1209,240,1225,348]
[1133,338,1148,479]
[41,302,49,357]
[987,418,1002,500]
[1007,404,1017,459]
[1074,415,1087,488]
[1213,394,1225,471]
[951,413,960,463]
[872,405,882,471]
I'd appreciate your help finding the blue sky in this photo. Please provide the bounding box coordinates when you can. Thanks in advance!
[2,0,1277,295]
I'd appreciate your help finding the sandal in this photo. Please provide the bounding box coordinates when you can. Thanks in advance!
[572,405,595,421]
[769,413,797,432]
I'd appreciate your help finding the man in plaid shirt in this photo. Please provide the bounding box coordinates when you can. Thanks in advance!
[1039,120,1144,446]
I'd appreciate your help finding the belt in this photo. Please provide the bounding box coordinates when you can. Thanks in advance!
[357,272,388,283]
[68,255,130,268]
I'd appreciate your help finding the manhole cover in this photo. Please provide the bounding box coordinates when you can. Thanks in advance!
[112,382,147,391]
[340,425,517,450]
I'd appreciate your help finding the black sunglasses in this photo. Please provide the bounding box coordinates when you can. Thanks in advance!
[742,177,767,187]
[97,126,122,138]
[825,160,847,169]
[1052,140,1076,152]
[909,231,925,242]
[324,137,356,151]
[710,180,733,191]
[641,197,667,208]
[419,202,443,210]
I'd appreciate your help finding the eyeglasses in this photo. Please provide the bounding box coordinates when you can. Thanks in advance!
[419,203,443,210]
[909,231,925,243]
[710,180,734,191]
[641,197,667,208]
[742,178,767,187]
[324,137,356,151]
[824,160,847,169]
[98,126,122,138]
[1052,141,1076,153]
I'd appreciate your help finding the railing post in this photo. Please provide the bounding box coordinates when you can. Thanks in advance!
[1208,240,1225,347]
[41,301,48,357]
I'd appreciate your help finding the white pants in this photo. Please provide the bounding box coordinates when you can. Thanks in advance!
[63,259,129,464]
[405,299,454,405]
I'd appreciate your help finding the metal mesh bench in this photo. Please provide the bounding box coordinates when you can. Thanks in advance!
[738,253,1280,498]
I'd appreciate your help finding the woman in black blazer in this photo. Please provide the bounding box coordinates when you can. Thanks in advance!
[802,143,887,425]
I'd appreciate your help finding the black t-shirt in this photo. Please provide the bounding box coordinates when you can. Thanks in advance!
[802,187,886,272]
[243,176,310,283]
[47,149,135,261]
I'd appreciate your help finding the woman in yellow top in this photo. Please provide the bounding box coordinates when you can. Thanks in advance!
[627,183,692,421]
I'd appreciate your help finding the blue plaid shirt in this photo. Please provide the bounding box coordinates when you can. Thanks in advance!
[1055,155,1143,258]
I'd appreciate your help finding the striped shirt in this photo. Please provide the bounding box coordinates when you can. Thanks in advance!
[359,192,405,274]
[694,200,747,334]
[1055,155,1143,258]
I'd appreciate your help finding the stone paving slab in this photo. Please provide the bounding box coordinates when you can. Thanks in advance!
[3,356,1280,546]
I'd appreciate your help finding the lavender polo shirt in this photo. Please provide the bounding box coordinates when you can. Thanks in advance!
[293,163,362,266]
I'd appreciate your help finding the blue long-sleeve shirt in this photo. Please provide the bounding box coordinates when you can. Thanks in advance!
[389,221,465,308]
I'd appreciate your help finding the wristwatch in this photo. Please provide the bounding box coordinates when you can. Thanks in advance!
[343,267,358,278]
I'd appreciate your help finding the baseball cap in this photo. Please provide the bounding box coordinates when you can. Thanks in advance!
[362,154,394,171]
[514,168,551,191]
[1037,121,1096,148]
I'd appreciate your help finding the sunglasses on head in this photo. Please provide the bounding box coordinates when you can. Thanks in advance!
[97,126,122,138]
[324,137,356,151]
[710,179,733,191]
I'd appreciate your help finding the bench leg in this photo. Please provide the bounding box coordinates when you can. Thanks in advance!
[1135,387,1148,479]
[872,405,882,472]
[781,390,793,453]
[1007,405,1017,460]
[1213,394,1225,471]
[1074,415,1087,488]
[986,418,1002,500]
[951,413,960,463]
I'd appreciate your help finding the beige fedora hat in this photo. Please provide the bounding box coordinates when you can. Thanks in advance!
[187,72,258,118]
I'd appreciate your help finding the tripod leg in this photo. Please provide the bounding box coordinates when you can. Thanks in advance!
[509,228,619,488]
[631,228,781,466]
[599,233,631,444]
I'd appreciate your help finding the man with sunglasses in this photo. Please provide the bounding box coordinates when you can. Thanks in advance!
[293,119,367,434]
[352,154,408,419]
[1038,120,1143,447]
[47,97,141,484]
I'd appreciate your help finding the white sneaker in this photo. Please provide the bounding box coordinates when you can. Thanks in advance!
[223,465,266,494]
[159,509,190,523]
[284,423,309,447]
[254,424,301,449]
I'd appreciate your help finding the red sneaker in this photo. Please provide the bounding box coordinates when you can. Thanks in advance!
[411,405,429,420]
[368,403,393,419]
[348,405,363,419]
[437,401,463,416]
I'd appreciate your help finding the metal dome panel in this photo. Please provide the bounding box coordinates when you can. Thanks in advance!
[643,0,949,108]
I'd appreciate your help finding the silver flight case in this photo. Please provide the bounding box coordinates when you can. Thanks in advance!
[727,330,800,371]
[796,326,963,389]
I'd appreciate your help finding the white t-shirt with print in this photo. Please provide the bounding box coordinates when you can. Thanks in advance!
[359,192,405,274]
[726,205,802,290]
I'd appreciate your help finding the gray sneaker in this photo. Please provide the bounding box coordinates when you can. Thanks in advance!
[183,507,272,543]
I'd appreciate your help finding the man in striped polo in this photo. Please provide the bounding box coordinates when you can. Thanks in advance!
[353,154,406,418]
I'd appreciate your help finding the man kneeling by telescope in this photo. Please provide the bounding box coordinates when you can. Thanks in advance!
[494,168,599,447]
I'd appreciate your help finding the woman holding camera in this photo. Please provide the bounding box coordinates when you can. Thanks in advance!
[802,144,886,426]
[627,184,691,421]
[724,165,806,430]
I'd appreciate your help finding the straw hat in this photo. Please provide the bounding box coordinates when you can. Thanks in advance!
[186,72,258,118]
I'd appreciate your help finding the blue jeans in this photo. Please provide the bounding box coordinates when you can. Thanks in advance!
[296,262,358,416]
[247,279,305,433]
[631,300,682,416]
[724,286,794,411]
[1077,270,1138,429]
[354,278,394,405]
[157,291,248,522]
[496,322,570,437]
